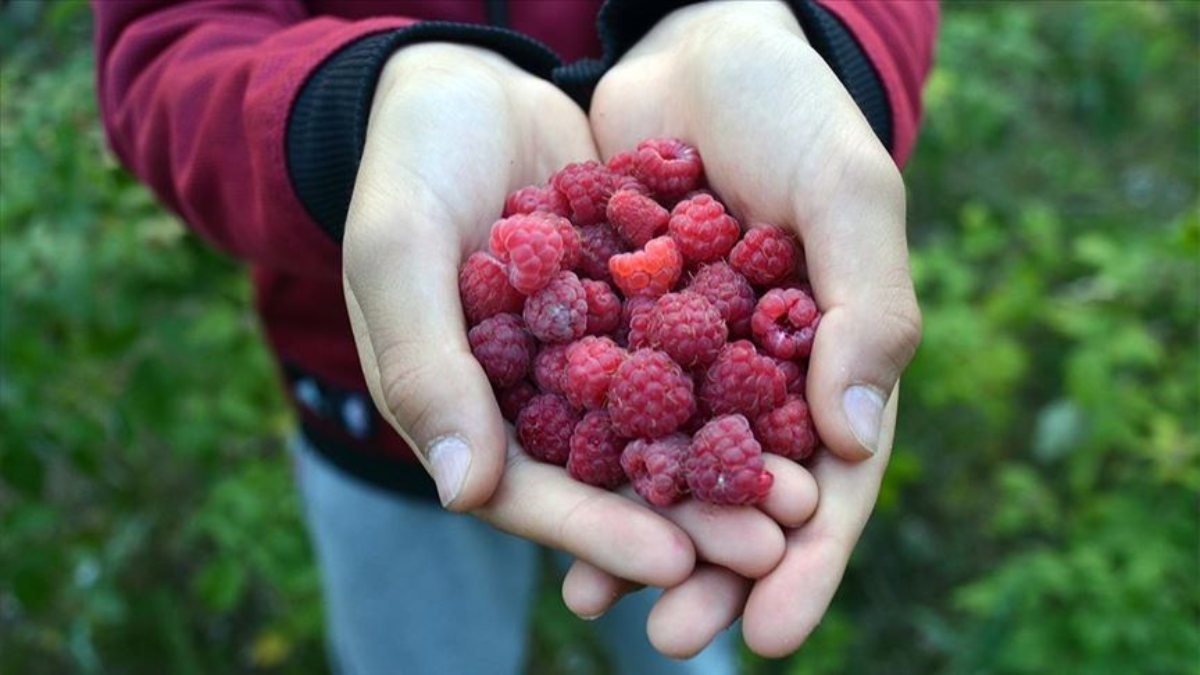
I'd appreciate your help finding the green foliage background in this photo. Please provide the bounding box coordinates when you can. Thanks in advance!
[1,1,1197,673]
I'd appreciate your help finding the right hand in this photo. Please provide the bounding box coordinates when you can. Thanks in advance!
[342,43,793,590]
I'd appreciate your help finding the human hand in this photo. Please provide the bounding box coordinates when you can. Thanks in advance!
[341,43,790,591]
[570,1,923,656]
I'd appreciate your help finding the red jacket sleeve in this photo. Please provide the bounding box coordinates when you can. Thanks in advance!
[92,1,417,276]
[814,0,939,167]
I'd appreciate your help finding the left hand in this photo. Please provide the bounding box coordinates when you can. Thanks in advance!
[569,1,923,657]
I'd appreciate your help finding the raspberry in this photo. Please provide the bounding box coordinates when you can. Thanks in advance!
[606,150,637,177]
[608,349,696,438]
[551,161,623,226]
[643,292,727,369]
[503,184,570,218]
[751,287,821,359]
[459,252,523,324]
[686,262,756,337]
[686,415,773,505]
[607,189,669,247]
[468,313,534,387]
[568,411,627,488]
[609,236,683,298]
[532,343,571,395]
[621,434,690,507]
[524,271,588,343]
[754,395,819,461]
[632,138,704,199]
[496,380,537,423]
[517,394,580,465]
[576,223,628,283]
[700,340,787,418]
[774,358,807,395]
[582,279,621,335]
[620,295,656,350]
[729,225,798,286]
[563,336,626,410]
[489,214,565,294]
[667,194,740,264]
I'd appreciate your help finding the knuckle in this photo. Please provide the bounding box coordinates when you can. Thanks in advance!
[377,343,440,438]
[882,288,923,368]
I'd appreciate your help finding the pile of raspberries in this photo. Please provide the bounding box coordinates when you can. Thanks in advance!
[460,138,821,507]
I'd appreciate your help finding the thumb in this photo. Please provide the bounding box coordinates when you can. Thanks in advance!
[344,230,507,511]
[802,165,922,461]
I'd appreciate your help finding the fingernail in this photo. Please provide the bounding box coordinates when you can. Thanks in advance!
[428,436,471,506]
[843,386,885,455]
[579,612,604,621]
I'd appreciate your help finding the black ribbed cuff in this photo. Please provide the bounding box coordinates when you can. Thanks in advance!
[595,0,893,151]
[286,23,563,242]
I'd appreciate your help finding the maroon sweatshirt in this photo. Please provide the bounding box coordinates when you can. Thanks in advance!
[93,0,938,497]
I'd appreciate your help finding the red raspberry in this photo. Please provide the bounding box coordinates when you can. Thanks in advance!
[619,295,656,350]
[459,252,523,325]
[751,287,821,359]
[607,189,669,247]
[488,214,565,294]
[774,358,807,395]
[667,194,740,264]
[700,340,787,418]
[551,161,622,226]
[532,343,571,395]
[621,434,690,507]
[582,279,621,335]
[686,415,773,505]
[496,380,537,423]
[606,150,637,177]
[754,395,819,461]
[568,411,627,488]
[517,393,580,465]
[728,224,798,286]
[607,349,696,438]
[609,236,683,298]
[576,223,628,283]
[632,138,704,199]
[524,271,588,343]
[503,184,570,218]
[563,336,627,410]
[686,262,756,337]
[643,292,727,369]
[468,313,534,387]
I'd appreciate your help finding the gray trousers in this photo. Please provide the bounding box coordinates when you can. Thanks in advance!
[292,435,737,675]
